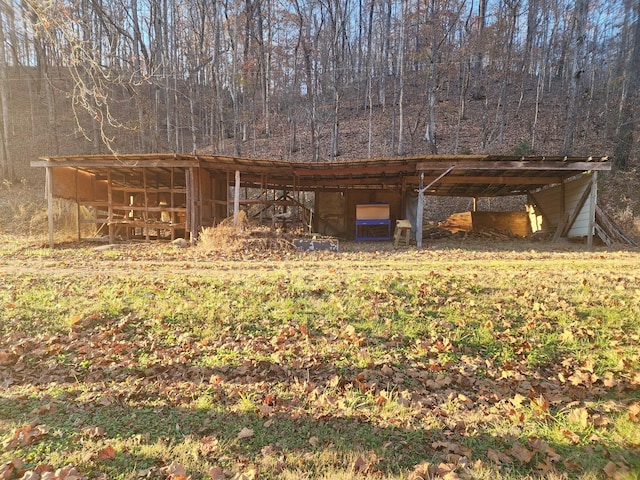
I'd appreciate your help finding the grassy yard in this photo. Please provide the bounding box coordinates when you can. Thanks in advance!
[0,235,639,479]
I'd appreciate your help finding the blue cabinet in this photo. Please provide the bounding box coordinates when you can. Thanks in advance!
[355,204,391,241]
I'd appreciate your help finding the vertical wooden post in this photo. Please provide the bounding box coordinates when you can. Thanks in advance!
[193,166,201,240]
[234,170,240,228]
[107,169,114,244]
[400,176,407,216]
[46,167,54,248]
[587,171,598,248]
[416,171,424,248]
[75,168,81,241]
[260,174,266,224]
[170,167,175,240]
[142,168,150,241]
[226,171,230,218]
[186,168,192,241]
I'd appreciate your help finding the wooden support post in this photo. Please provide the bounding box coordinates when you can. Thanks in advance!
[46,167,54,248]
[75,168,81,241]
[142,168,150,241]
[226,171,230,218]
[587,171,597,248]
[417,172,424,248]
[186,168,193,241]
[234,169,240,228]
[170,168,175,240]
[107,169,114,244]
[193,167,201,240]
[260,174,266,223]
[416,166,455,248]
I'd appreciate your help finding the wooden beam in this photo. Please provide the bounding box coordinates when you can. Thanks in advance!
[107,169,114,244]
[75,168,81,241]
[587,172,597,247]
[46,167,54,248]
[301,175,563,187]
[293,164,415,176]
[186,168,193,241]
[416,161,611,171]
[31,159,198,168]
[233,170,240,228]
[417,172,424,248]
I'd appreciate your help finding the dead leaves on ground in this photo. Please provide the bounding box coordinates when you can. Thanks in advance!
[2,269,640,479]
[0,461,84,480]
[5,424,48,450]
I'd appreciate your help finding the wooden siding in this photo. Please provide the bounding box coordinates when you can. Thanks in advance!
[530,173,594,237]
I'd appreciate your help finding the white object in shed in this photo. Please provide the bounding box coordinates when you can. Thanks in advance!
[528,172,597,240]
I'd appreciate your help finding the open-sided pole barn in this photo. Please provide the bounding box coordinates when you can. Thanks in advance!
[32,154,613,248]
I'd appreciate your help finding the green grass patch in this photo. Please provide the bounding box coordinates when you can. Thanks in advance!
[1,241,639,479]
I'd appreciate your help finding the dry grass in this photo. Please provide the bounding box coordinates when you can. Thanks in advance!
[0,182,97,242]
[197,211,301,255]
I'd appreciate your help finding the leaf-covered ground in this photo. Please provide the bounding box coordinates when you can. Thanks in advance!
[1,235,639,480]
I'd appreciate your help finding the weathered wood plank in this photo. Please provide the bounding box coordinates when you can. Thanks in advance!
[416,161,611,171]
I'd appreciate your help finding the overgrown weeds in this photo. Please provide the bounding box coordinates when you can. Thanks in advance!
[197,211,300,256]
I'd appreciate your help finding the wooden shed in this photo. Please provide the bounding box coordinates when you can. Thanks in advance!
[32,154,613,247]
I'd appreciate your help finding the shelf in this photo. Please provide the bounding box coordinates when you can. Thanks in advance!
[111,187,187,194]
[111,206,186,212]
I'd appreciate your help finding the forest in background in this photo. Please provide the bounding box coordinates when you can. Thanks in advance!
[0,0,639,232]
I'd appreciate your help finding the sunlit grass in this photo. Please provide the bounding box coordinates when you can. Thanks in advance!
[1,241,639,479]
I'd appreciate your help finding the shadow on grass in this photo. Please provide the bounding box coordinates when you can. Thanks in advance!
[1,363,639,479]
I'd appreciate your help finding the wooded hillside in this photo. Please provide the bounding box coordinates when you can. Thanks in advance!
[1,0,639,234]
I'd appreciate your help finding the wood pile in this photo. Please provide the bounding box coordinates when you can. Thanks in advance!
[439,212,472,233]
[594,206,639,246]
[424,211,531,241]
[422,225,525,241]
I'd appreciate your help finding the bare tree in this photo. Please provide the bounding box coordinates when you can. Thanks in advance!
[562,0,589,155]
[614,0,640,169]
[0,3,14,181]
[293,0,321,161]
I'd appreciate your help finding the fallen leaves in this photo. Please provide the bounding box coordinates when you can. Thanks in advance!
[507,443,535,464]
[1,251,639,480]
[5,424,48,450]
[161,461,188,480]
[567,407,590,428]
[237,427,254,440]
[0,463,86,480]
[96,445,116,460]
[352,455,381,476]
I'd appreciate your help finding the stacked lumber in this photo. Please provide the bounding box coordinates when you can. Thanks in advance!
[439,212,472,233]
[595,206,639,246]
[471,211,531,237]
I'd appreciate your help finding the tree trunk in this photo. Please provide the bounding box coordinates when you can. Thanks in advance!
[0,7,13,181]
[396,0,406,156]
[523,0,540,73]
[562,0,589,155]
[614,0,640,170]
[379,0,392,109]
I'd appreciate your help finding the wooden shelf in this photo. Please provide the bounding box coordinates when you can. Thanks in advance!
[111,205,186,212]
[111,187,187,194]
